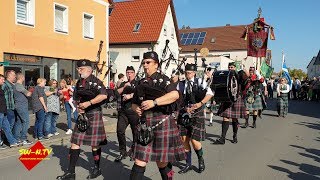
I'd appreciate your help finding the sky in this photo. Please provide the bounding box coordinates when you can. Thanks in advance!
[172,0,320,72]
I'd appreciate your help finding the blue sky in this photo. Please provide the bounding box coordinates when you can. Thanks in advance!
[173,0,320,72]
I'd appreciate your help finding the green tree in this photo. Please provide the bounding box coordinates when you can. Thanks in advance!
[288,68,307,80]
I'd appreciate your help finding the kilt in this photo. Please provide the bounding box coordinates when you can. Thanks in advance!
[217,96,247,119]
[245,95,263,111]
[277,93,288,116]
[133,112,185,163]
[71,110,107,146]
[179,115,206,141]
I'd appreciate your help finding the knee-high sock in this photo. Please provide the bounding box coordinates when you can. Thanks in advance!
[185,151,191,165]
[92,148,101,168]
[232,120,238,136]
[221,121,229,139]
[159,163,174,180]
[195,148,203,159]
[68,149,80,173]
[209,113,213,123]
[130,164,146,180]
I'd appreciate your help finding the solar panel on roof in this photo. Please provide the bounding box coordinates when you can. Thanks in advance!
[180,31,206,45]
[197,37,205,45]
[200,32,206,38]
[182,33,188,39]
[193,32,200,38]
[185,38,192,45]
[187,33,194,38]
[180,33,184,39]
[191,38,198,45]
[181,38,187,45]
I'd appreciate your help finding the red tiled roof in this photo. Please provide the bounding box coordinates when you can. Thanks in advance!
[179,25,247,52]
[110,0,179,44]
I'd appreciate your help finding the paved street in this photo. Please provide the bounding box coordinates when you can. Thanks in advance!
[0,99,319,180]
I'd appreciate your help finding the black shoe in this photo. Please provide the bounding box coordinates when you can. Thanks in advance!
[231,136,238,144]
[198,157,205,173]
[213,137,225,145]
[208,123,213,126]
[87,167,101,179]
[56,172,75,180]
[114,153,127,162]
[241,120,249,128]
[178,164,192,174]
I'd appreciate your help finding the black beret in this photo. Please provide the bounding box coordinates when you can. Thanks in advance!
[77,59,92,67]
[143,51,159,63]
[126,66,135,72]
[185,63,197,71]
[228,62,236,67]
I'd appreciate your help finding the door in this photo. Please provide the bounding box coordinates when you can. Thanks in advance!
[24,66,41,88]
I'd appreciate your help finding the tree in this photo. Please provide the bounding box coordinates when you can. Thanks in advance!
[288,68,307,80]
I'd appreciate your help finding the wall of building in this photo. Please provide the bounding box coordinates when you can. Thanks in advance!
[0,0,109,78]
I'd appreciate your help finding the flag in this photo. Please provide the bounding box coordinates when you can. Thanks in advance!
[260,60,273,79]
[282,54,292,89]
[247,31,268,57]
[270,27,275,40]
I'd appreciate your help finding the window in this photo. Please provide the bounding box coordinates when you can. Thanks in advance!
[131,49,140,62]
[164,24,167,36]
[83,13,94,39]
[54,3,68,34]
[16,0,35,26]
[171,27,174,39]
[133,23,141,32]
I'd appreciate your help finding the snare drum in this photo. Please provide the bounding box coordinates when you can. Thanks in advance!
[210,70,238,103]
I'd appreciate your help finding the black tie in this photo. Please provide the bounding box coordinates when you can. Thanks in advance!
[186,81,192,95]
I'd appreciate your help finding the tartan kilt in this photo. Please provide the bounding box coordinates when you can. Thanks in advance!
[218,96,247,119]
[133,112,185,163]
[179,113,206,141]
[245,95,263,111]
[71,110,107,146]
[277,93,288,116]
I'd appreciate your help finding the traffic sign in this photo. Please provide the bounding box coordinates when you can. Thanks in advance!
[0,61,9,66]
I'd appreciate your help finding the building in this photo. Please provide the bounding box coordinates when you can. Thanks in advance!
[109,0,179,81]
[0,0,112,86]
[307,50,320,79]
[179,25,261,71]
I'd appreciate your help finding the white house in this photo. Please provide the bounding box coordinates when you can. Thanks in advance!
[179,25,265,71]
[109,0,179,81]
[307,50,320,79]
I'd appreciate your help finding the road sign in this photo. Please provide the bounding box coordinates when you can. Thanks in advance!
[0,61,9,66]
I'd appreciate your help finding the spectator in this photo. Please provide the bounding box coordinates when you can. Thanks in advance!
[13,73,33,145]
[44,79,60,138]
[59,79,78,135]
[0,74,18,149]
[2,70,16,131]
[32,78,48,141]
[116,73,125,89]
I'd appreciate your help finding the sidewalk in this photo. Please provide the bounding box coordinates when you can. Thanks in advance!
[0,108,118,158]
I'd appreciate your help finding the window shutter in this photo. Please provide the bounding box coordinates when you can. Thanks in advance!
[17,0,27,21]
[84,15,91,37]
[55,6,64,31]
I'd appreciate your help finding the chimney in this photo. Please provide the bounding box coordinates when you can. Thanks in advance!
[226,24,231,26]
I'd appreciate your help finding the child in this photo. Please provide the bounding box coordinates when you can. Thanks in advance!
[68,80,77,113]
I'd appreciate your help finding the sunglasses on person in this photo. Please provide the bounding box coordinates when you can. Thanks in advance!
[142,61,154,65]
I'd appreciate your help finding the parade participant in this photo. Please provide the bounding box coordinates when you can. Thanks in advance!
[242,67,268,128]
[277,77,290,117]
[203,67,215,126]
[214,62,247,145]
[57,59,108,180]
[177,63,214,174]
[130,51,185,180]
[114,66,139,162]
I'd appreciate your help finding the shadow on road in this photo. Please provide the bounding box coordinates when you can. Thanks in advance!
[294,122,320,131]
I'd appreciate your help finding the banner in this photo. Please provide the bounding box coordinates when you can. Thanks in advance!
[247,31,268,57]
[260,60,273,79]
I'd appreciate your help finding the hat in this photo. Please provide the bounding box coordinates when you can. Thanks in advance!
[228,62,236,67]
[185,63,197,71]
[77,59,92,67]
[126,66,135,72]
[143,51,159,63]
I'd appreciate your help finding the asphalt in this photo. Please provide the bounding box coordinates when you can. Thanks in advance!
[0,99,319,180]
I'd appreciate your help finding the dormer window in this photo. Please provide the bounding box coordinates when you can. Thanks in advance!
[133,23,141,32]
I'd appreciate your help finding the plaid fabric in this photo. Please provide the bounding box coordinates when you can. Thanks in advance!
[179,115,206,141]
[2,81,15,110]
[71,110,107,146]
[277,93,288,116]
[245,95,263,111]
[133,113,185,163]
[218,96,247,119]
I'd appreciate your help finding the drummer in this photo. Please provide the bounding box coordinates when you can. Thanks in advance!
[214,62,247,145]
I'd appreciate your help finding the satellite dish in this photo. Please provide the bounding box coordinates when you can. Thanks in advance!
[200,48,209,57]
